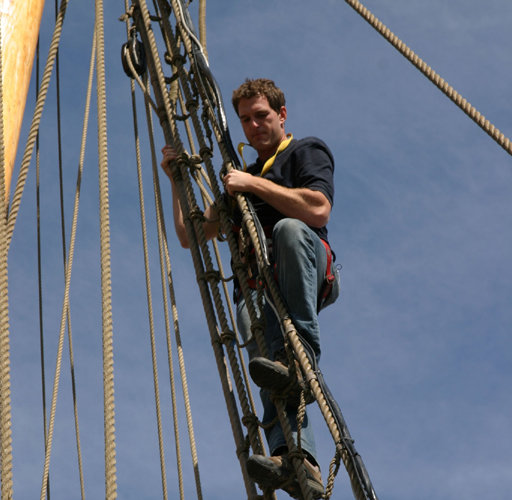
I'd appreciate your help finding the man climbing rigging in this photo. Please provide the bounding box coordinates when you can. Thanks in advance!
[161,78,340,499]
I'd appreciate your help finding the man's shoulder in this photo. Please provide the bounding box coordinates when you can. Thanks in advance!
[294,136,328,148]
[288,136,334,164]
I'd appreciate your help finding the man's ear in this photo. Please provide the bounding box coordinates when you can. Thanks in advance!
[279,106,287,125]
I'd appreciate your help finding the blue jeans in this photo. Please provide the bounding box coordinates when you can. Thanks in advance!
[236,218,340,461]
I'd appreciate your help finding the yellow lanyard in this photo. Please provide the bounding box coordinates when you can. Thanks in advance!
[237,133,293,176]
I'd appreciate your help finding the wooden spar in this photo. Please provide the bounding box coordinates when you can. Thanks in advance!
[1,0,46,200]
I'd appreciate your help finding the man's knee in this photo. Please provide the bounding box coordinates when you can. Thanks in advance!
[272,218,309,248]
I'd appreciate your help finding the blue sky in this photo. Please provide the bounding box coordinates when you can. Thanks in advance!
[7,1,512,499]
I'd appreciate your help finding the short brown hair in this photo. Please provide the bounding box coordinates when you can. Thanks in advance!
[232,78,286,116]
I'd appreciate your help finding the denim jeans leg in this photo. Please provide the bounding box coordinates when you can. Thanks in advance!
[235,218,341,463]
[236,289,317,461]
[272,218,328,360]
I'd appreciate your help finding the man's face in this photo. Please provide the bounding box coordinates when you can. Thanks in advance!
[237,95,287,160]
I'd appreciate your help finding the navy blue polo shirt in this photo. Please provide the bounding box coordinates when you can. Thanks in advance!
[243,136,335,244]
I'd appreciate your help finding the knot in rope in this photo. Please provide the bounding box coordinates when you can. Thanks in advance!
[236,435,251,458]
[249,319,265,337]
[188,154,203,166]
[164,71,179,85]
[185,98,199,113]
[219,328,236,345]
[172,111,191,121]
[118,5,135,22]
[187,206,205,222]
[241,412,260,429]
[199,146,213,161]
[203,269,221,285]
[165,52,186,67]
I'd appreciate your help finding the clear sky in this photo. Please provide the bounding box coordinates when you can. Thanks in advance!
[7,1,512,499]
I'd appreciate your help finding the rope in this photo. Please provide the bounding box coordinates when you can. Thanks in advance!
[145,94,187,500]
[95,0,118,497]
[130,70,170,500]
[198,0,207,60]
[145,86,205,499]
[0,16,14,499]
[345,0,512,157]
[131,2,316,498]
[67,30,99,500]
[162,0,269,460]
[34,34,51,500]
[54,4,89,497]
[132,2,267,496]
[274,398,313,500]
[39,24,97,500]
[131,2,379,499]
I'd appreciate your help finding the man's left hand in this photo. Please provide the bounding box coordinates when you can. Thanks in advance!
[223,169,254,196]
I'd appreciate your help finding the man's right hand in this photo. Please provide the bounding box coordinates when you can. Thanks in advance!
[161,145,177,180]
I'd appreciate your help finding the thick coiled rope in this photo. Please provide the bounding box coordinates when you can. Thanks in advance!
[95,0,118,497]
[130,1,269,497]
[345,0,511,156]
[0,17,14,500]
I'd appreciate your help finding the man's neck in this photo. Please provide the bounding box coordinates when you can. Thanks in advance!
[257,135,288,163]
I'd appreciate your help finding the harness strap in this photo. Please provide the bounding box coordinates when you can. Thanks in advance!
[319,239,335,304]
[233,230,336,309]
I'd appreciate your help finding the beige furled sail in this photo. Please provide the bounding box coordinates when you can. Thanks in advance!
[1,0,45,199]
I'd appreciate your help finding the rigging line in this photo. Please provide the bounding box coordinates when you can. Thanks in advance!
[39,23,96,500]
[124,4,179,494]
[6,0,71,252]
[50,0,88,496]
[130,70,170,500]
[198,0,207,60]
[130,4,204,496]
[152,3,261,485]
[165,2,376,497]
[344,0,512,157]
[178,75,265,465]
[160,1,270,463]
[153,2,379,498]
[146,90,195,500]
[167,43,265,464]
[148,2,372,496]
[261,274,377,500]
[35,33,51,500]
[160,0,274,457]
[143,73,204,499]
[55,0,66,268]
[0,16,14,500]
[67,28,99,500]
[172,8,299,466]
[94,0,118,497]
[134,4,262,496]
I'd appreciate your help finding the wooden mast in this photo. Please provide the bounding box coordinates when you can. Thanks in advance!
[1,0,46,200]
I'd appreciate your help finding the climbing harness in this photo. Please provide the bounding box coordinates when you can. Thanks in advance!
[318,239,337,312]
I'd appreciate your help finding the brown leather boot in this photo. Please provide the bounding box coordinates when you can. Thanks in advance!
[247,453,323,499]
[249,354,314,405]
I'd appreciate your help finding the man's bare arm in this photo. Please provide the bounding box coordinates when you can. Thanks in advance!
[161,145,220,248]
[223,169,331,228]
